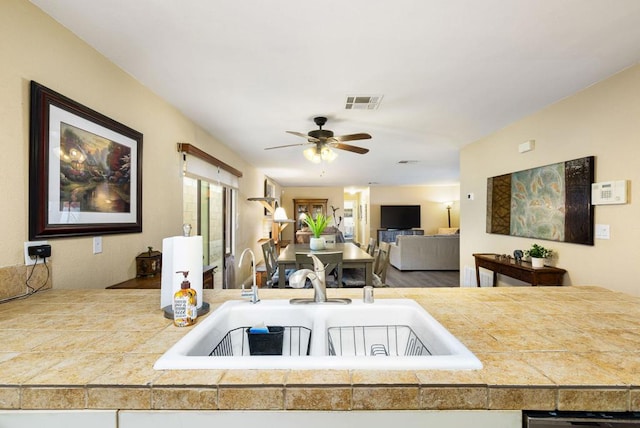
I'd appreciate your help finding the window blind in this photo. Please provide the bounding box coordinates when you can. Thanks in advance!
[178,143,241,189]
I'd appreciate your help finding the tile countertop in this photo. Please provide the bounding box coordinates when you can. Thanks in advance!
[0,286,639,412]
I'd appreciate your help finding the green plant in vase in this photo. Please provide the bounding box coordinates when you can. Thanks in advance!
[304,213,330,250]
[525,243,553,268]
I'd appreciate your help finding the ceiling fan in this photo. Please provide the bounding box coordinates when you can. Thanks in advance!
[265,117,371,162]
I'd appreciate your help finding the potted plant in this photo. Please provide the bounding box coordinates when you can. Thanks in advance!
[525,243,553,268]
[304,213,330,250]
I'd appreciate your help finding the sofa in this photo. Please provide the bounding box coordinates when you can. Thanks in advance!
[388,233,459,271]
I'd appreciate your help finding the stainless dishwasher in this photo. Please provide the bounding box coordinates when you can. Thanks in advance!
[524,411,640,427]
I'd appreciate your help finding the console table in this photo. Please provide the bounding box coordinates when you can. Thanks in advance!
[473,253,566,287]
[107,265,216,289]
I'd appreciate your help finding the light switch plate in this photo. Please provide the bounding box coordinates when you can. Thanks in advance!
[93,236,103,254]
[595,224,610,240]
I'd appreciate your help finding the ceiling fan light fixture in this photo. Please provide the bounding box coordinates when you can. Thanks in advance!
[276,117,368,162]
[321,147,338,162]
[303,146,337,163]
[303,147,322,163]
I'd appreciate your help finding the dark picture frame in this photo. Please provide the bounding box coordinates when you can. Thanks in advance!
[263,177,277,215]
[29,81,143,239]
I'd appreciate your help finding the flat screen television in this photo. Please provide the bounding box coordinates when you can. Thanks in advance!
[380,205,421,229]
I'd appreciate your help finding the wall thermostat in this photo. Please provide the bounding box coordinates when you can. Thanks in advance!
[591,180,628,205]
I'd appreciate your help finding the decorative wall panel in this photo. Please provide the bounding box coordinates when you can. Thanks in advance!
[486,156,594,245]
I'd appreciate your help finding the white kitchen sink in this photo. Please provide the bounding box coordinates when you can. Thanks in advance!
[153,299,482,370]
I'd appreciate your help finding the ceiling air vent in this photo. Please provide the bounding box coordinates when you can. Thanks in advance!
[345,95,383,110]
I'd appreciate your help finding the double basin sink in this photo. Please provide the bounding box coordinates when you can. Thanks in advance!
[154,298,482,370]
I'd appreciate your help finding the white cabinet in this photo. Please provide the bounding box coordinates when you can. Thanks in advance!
[0,410,116,428]
[119,410,521,428]
[0,409,521,428]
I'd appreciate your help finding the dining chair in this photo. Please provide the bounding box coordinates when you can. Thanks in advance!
[342,242,390,287]
[365,237,377,256]
[323,234,337,248]
[374,242,391,285]
[295,251,343,288]
[261,239,291,287]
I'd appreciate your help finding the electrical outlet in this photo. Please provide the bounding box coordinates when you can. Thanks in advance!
[93,236,103,254]
[28,244,51,258]
[24,240,49,266]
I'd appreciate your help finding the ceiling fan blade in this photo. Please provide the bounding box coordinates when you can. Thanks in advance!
[286,131,320,142]
[334,143,369,154]
[330,133,372,142]
[264,142,309,150]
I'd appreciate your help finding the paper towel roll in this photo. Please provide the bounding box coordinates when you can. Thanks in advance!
[161,236,204,309]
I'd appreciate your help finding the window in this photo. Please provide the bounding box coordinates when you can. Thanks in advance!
[183,176,236,289]
[178,143,242,289]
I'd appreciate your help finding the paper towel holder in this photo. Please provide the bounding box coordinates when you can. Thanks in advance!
[161,235,209,319]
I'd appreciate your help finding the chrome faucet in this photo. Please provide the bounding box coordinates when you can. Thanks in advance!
[289,253,327,303]
[289,254,351,305]
[238,248,260,303]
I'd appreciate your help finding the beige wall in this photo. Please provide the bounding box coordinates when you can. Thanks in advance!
[461,64,640,296]
[0,0,265,294]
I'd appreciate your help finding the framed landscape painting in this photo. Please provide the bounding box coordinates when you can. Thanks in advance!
[29,81,143,239]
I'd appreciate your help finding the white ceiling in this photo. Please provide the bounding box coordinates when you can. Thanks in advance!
[30,0,640,187]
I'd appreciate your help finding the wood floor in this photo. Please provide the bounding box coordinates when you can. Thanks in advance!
[384,265,460,288]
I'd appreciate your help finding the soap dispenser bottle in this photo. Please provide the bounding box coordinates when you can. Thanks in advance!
[173,271,197,327]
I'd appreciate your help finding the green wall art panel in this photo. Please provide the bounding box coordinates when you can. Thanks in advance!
[486,156,594,245]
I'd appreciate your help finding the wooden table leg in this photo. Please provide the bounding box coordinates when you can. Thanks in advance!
[365,262,373,287]
[276,261,284,288]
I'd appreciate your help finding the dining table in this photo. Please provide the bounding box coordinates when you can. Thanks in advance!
[276,242,375,288]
